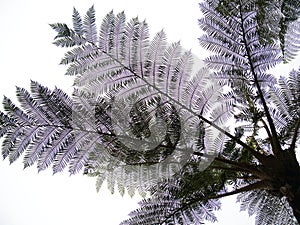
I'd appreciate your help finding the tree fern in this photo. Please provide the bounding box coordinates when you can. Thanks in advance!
[1,1,300,225]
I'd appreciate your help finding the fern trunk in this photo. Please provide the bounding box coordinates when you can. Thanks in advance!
[291,190,300,224]
[278,150,300,224]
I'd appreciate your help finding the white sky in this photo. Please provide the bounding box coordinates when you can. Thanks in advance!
[2,0,298,224]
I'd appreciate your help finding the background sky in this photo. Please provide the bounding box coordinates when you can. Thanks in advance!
[1,0,298,224]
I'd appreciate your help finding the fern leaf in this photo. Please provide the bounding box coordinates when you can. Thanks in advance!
[99,11,116,53]
[37,128,72,172]
[72,7,84,36]
[268,69,300,144]
[122,17,144,71]
[172,50,193,102]
[9,126,41,164]
[16,87,52,124]
[52,37,77,48]
[2,96,33,125]
[50,23,71,39]
[157,41,181,96]
[83,6,97,43]
[2,127,24,160]
[69,134,101,175]
[145,30,167,84]
[23,127,58,168]
[280,0,300,62]
[52,133,77,174]
[132,20,150,77]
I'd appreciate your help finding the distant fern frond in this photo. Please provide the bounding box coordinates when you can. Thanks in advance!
[238,190,298,225]
[120,165,223,225]
[268,69,300,146]
[199,0,289,151]
[282,18,300,62]
[279,0,300,62]
[214,0,300,62]
[200,1,282,75]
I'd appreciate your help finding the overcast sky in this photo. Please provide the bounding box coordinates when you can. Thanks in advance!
[1,0,297,224]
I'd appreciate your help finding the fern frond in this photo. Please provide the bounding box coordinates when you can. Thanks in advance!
[199,1,289,158]
[200,0,282,79]
[1,11,236,225]
[120,164,227,225]
[238,190,298,225]
[48,8,235,197]
[268,69,300,145]
[0,82,88,174]
[279,0,300,62]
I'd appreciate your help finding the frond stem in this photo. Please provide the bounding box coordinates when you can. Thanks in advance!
[260,118,273,142]
[211,165,259,177]
[208,180,272,199]
[159,180,270,225]
[238,0,282,156]
[213,157,268,179]
[8,122,116,137]
[290,118,300,152]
